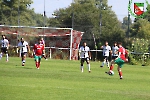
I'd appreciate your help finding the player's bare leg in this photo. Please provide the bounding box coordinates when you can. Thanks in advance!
[34,56,40,69]
[118,66,123,79]
[36,60,40,69]
[105,60,114,75]
[106,58,110,68]
[38,58,41,69]
[6,54,9,62]
[86,59,91,73]
[100,58,106,67]
[35,59,39,69]
[6,52,9,62]
[0,52,3,60]
[22,55,26,66]
[80,59,84,72]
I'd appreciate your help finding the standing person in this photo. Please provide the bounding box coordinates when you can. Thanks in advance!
[111,42,119,60]
[40,37,47,60]
[0,35,9,61]
[106,42,128,79]
[33,39,44,69]
[100,41,111,68]
[18,38,30,66]
[79,42,91,73]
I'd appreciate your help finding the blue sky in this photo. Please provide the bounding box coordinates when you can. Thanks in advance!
[31,0,149,21]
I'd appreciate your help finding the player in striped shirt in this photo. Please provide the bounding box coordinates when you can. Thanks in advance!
[0,35,9,61]
[100,41,111,68]
[106,42,128,79]
[111,42,119,60]
[79,42,91,73]
[18,38,30,66]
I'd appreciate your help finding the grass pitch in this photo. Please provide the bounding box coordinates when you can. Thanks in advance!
[0,57,150,100]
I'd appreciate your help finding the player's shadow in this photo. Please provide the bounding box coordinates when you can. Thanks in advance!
[15,66,34,69]
[60,70,77,72]
[23,67,34,69]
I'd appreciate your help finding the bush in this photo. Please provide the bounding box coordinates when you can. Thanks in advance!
[128,38,150,66]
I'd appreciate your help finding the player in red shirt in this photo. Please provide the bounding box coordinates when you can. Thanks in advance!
[105,42,128,79]
[33,39,44,69]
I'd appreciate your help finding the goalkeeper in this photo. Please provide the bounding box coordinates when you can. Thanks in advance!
[40,37,48,60]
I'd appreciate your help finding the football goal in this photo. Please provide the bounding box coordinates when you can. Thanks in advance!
[0,25,84,60]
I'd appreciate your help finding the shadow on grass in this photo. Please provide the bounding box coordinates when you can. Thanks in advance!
[60,70,77,72]
[15,66,34,69]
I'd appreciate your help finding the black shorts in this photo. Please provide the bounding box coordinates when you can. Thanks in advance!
[1,47,8,54]
[81,57,90,63]
[112,56,118,60]
[103,56,109,60]
[21,52,27,57]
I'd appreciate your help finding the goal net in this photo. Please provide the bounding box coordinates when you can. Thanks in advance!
[0,25,84,60]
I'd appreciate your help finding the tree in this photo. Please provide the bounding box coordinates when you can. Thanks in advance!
[128,38,150,66]
[47,0,125,47]
[122,16,132,30]
[0,0,32,25]
[74,0,95,4]
[143,5,150,21]
[130,19,150,39]
[0,0,46,26]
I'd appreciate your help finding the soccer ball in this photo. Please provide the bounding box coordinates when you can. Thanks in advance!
[109,70,114,76]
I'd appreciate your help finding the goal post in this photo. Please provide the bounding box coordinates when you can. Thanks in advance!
[0,25,84,60]
[70,29,73,60]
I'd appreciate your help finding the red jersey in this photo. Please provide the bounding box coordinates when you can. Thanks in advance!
[33,44,44,56]
[118,46,128,61]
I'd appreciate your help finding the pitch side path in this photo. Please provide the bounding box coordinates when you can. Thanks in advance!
[0,57,150,100]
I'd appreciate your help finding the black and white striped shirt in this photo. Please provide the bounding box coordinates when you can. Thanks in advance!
[0,39,9,48]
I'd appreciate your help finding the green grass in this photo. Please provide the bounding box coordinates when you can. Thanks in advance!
[0,57,150,100]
